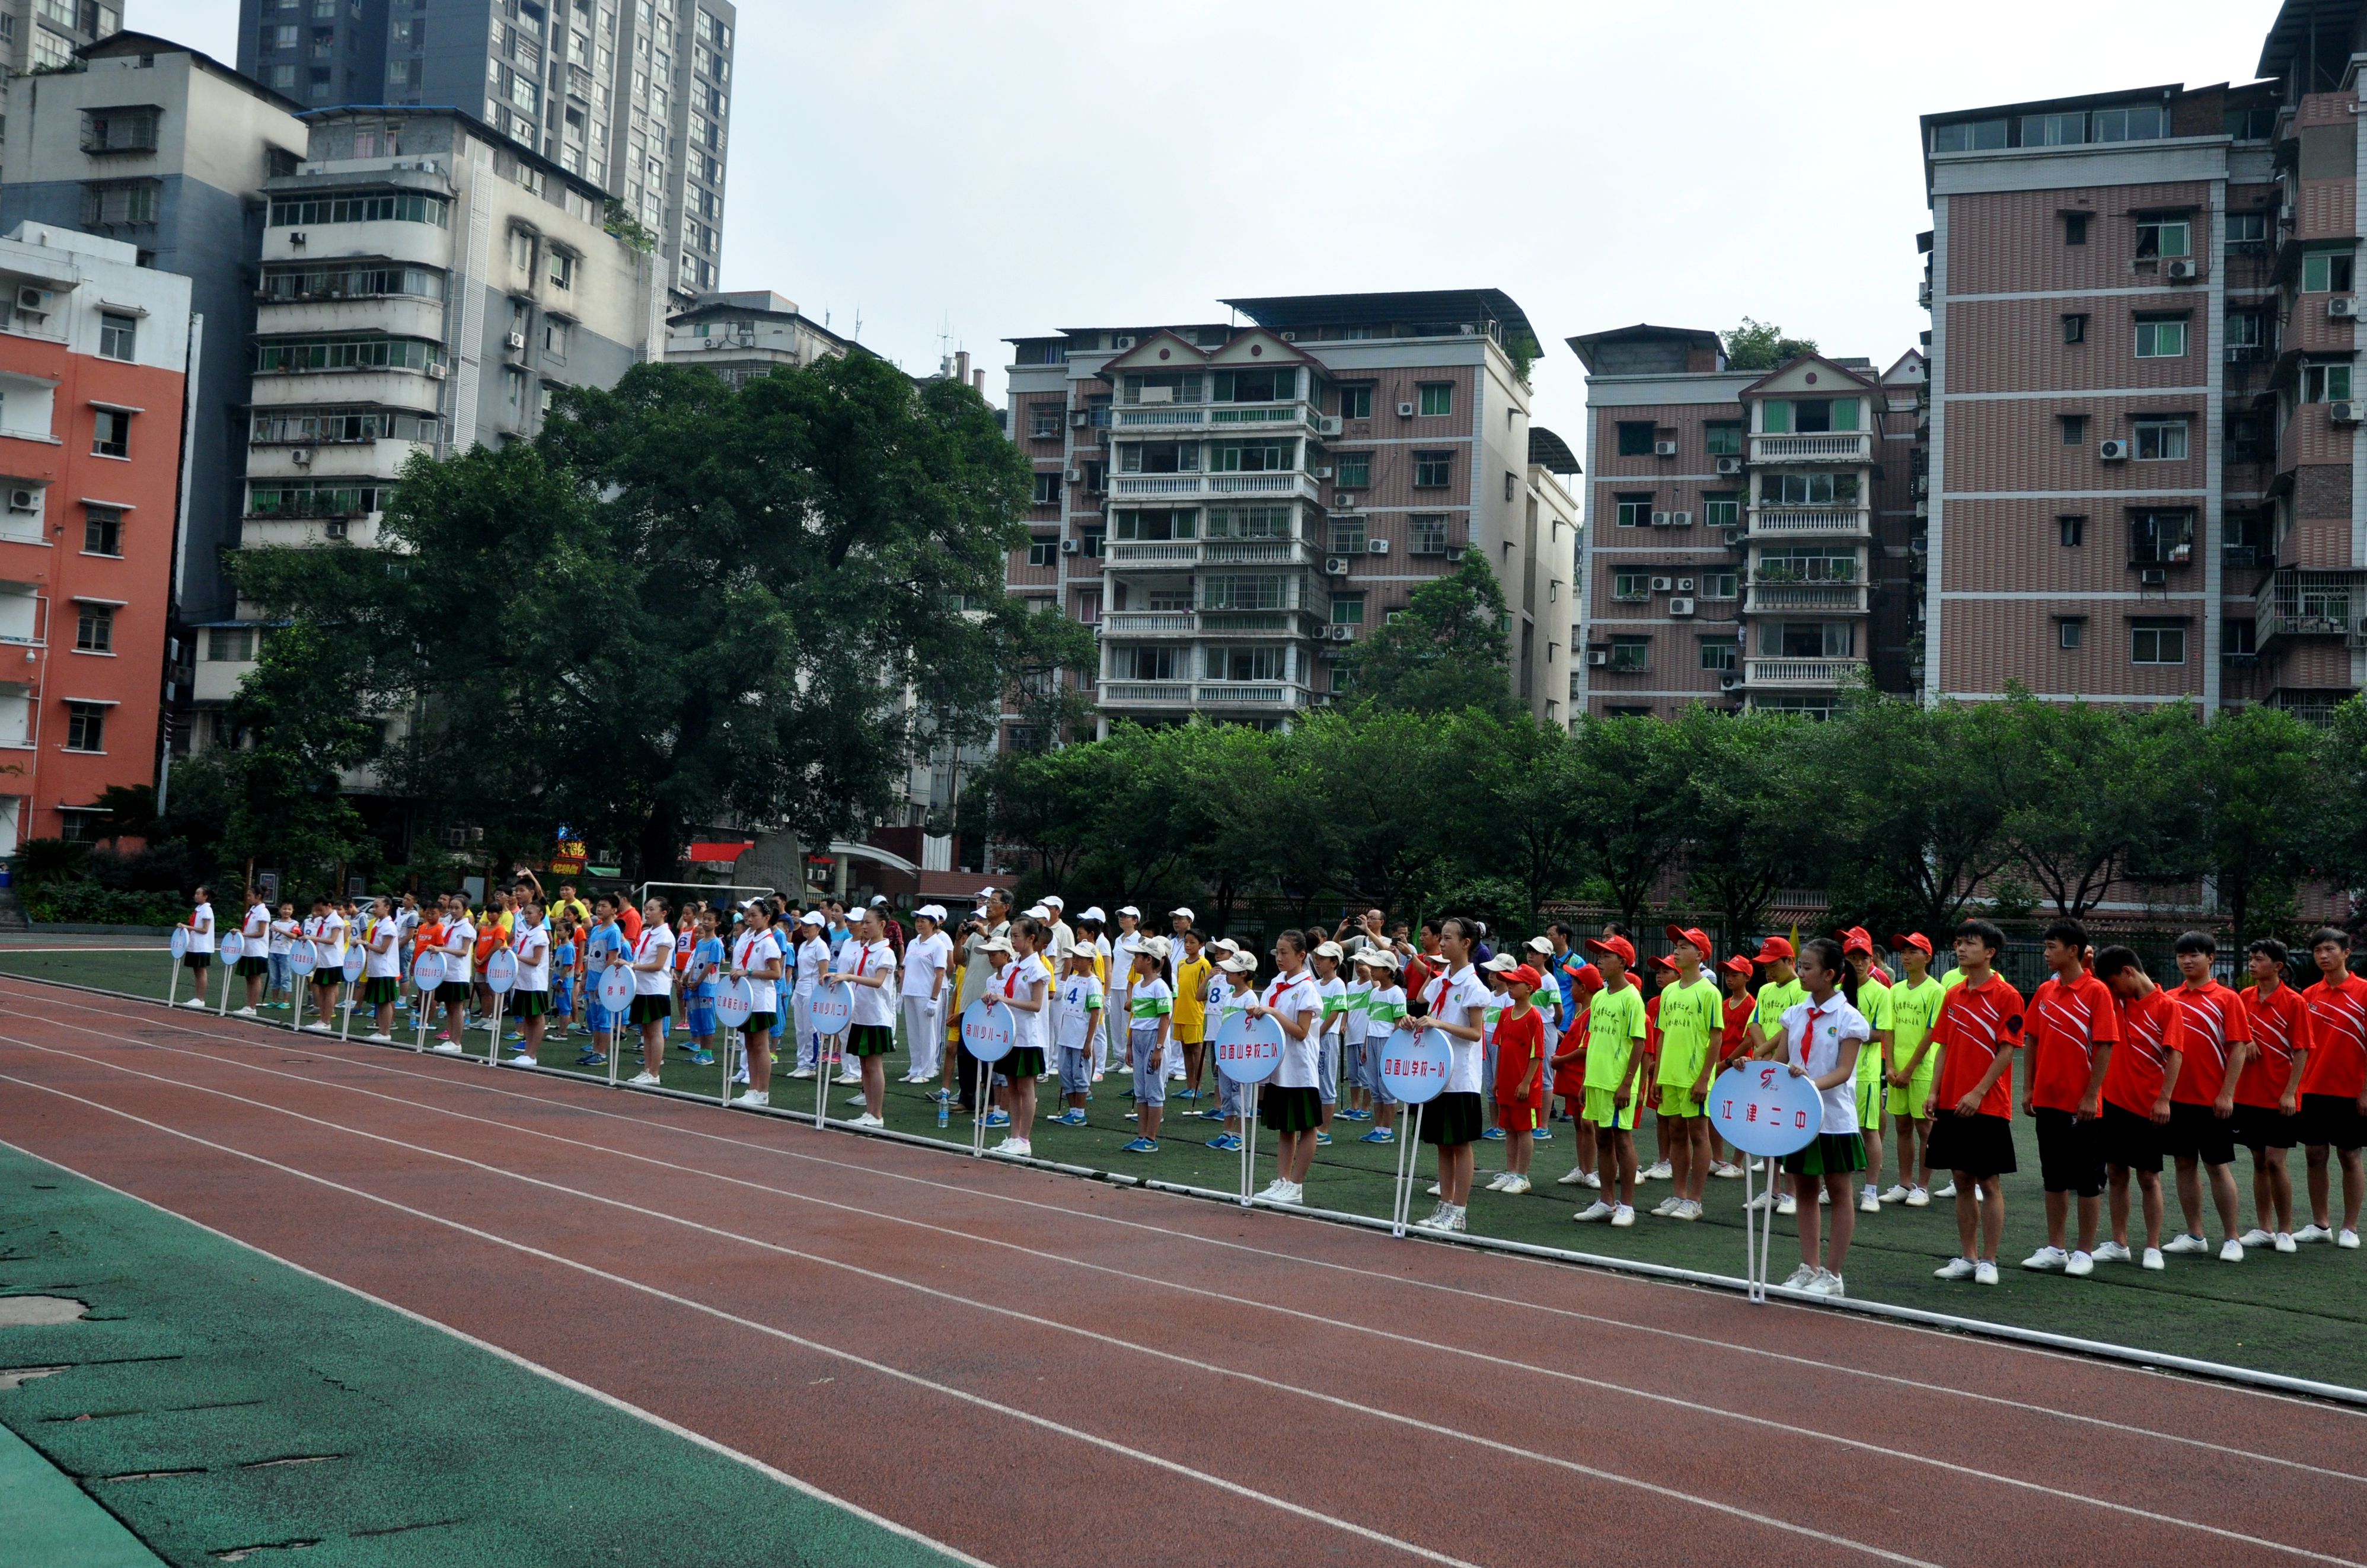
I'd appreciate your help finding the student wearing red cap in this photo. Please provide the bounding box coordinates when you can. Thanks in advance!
[1838,927,1895,1215]
[1742,935,1805,1216]
[1881,933,1948,1206]
[1707,954,1758,1179]
[2298,927,2367,1248]
[2019,918,2119,1276]
[1488,965,1549,1196]
[1652,927,1724,1221]
[1638,953,1677,1184]
[1574,934,1650,1225]
[1927,919,2027,1285]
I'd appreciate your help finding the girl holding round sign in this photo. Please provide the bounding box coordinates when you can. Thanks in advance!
[988,916,1055,1157]
[1397,916,1492,1233]
[361,896,404,1041]
[825,905,899,1129]
[624,896,677,1087]
[436,896,477,1046]
[730,903,784,1107]
[179,887,216,1009]
[236,889,272,1016]
[1204,951,1260,1152]
[1773,936,1874,1297]
[1249,930,1325,1205]
[507,898,554,1066]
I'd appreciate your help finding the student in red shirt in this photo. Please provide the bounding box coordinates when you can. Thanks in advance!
[2161,930,2253,1263]
[1926,918,2025,1286]
[2298,927,2367,1247]
[1490,966,1549,1196]
[1548,962,1603,1190]
[2235,937,2314,1253]
[2093,946,2182,1270]
[2020,918,2119,1276]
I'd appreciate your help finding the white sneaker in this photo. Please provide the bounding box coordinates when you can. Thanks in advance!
[2021,1246,2068,1272]
[835,1069,862,1084]
[2219,1238,2245,1263]
[302,1022,331,1033]
[1413,1206,1453,1230]
[2275,1231,2298,1254]
[1427,1181,1442,1197]
[2142,1247,2165,1270]
[2295,1223,2333,1244]
[1258,1179,1293,1201]
[1556,1166,1588,1186]
[732,1090,770,1108]
[1934,1181,1957,1199]
[1500,1175,1532,1196]
[2091,1240,2131,1263]
[850,1113,884,1129]
[364,1032,393,1044]
[1776,1193,1797,1216]
[1905,1186,1931,1208]
[2162,1232,2211,1255]
[627,1071,660,1087]
[991,1136,1031,1157]
[1641,1160,1673,1181]
[1745,1192,1773,1212]
[1782,1263,1817,1289]
[1274,1181,1306,1206]
[1651,1195,1680,1217]
[1581,1171,1601,1189]
[1807,1270,1846,1298]
[1574,1200,1614,1222]
[1878,1184,1909,1203]
[430,1042,463,1055]
[507,1053,536,1066]
[2238,1227,2273,1248]
[788,1066,816,1080]
[232,1005,258,1018]
[1934,1257,1977,1280]
[1675,1199,1702,1221]
[1485,1171,1514,1192]
[1974,1260,1999,1285]
[1858,1190,1881,1214]
[1609,1205,1635,1227]
[1437,1205,1467,1232]
[2065,1250,2094,1278]
[2343,1229,2362,1249]
[1711,1161,1743,1179]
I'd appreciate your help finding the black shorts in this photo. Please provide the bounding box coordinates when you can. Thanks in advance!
[2034,1106,2106,1196]
[2235,1103,2302,1152]
[626,995,671,1026]
[184,951,210,973]
[1418,1090,1485,1147]
[844,1023,894,1058]
[2099,1100,2164,1174]
[2304,1092,2367,1152]
[1259,1084,1322,1133]
[1926,1110,2017,1180]
[2162,1100,2237,1167]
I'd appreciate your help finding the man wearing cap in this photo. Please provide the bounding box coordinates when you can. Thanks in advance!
[1167,907,1195,982]
[1840,927,1897,1215]
[1574,934,1651,1225]
[899,906,952,1085]
[951,889,1013,1115]
[1039,895,1075,966]
[787,911,831,1079]
[1653,927,1725,1221]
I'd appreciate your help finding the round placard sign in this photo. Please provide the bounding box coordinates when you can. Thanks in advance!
[960,998,1014,1063]
[808,980,854,1037]
[342,944,367,983]
[1379,1026,1454,1106]
[1710,1062,1826,1159]
[411,950,445,992]
[286,939,318,977]
[714,978,754,1029]
[1211,1010,1286,1085]
[170,925,189,960]
[596,963,636,1014]
[220,931,245,963]
[483,947,518,997]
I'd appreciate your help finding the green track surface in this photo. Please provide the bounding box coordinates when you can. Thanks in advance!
[7,941,2365,1392]
[0,1141,963,1567]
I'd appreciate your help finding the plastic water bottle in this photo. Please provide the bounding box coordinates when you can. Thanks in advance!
[936,1081,950,1128]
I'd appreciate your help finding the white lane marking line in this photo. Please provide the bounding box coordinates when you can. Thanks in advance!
[78,1026,2367,1508]
[0,1136,999,1568]
[0,1055,1937,1567]
[0,1080,1488,1568]
[24,986,2365,1478]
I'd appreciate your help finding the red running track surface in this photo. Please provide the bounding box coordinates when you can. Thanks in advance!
[2,976,2365,1568]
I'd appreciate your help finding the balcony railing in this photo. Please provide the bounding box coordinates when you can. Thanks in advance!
[1105,540,1198,567]
[1750,433,1872,462]
[2255,568,2366,646]
[1745,582,1868,614]
[1110,473,1207,497]
[1203,536,1313,566]
[1098,681,1194,706]
[1097,681,1313,711]
[1099,611,1194,636]
[1746,508,1872,538]
[1743,657,1865,688]
[1111,400,1325,434]
[1113,405,1210,430]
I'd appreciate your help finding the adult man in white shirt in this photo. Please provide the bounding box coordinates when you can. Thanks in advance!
[899,905,952,1084]
[1042,894,1075,965]
[789,912,831,1079]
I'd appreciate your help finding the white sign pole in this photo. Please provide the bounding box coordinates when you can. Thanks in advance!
[1711,1062,1824,1301]
[214,934,240,1017]
[164,927,184,1008]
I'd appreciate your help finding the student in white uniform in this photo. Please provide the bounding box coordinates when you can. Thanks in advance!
[1105,906,1143,1078]
[1207,951,1259,1151]
[827,905,898,1126]
[180,887,216,1007]
[1310,941,1349,1147]
[1122,939,1173,1153]
[990,916,1055,1157]
[268,901,301,1012]
[899,906,952,1085]
[1775,936,1873,1298]
[624,895,677,1087]
[433,896,476,1051]
[789,912,830,1079]
[235,890,272,1015]
[507,898,553,1065]
[358,896,404,1040]
[306,895,349,1033]
[728,904,784,1108]
[1251,930,1325,1205]
[1399,917,1492,1232]
[1052,947,1105,1126]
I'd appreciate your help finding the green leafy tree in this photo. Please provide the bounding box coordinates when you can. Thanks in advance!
[2191,706,2320,947]
[1671,704,1826,951]
[216,621,379,893]
[1992,695,2202,921]
[1820,697,2017,940]
[1467,711,1589,919]
[1568,714,1690,930]
[1722,318,1819,371]
[1341,548,1517,718]
[1295,710,1476,917]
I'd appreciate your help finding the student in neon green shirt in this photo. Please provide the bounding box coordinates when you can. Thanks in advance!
[1746,935,1806,1053]
[1653,925,1726,1222]
[1574,934,1650,1227]
[1882,932,1950,1207]
[1840,927,1897,1215]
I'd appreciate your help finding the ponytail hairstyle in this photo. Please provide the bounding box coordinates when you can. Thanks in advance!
[1441,915,1483,966]
[1275,928,1307,968]
[1012,914,1045,952]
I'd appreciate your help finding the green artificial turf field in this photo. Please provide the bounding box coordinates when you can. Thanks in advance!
[7,940,2362,1393]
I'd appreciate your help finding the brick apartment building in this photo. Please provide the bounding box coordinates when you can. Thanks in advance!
[1002,290,1579,743]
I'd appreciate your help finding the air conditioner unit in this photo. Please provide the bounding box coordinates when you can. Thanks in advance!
[1366,538,1389,554]
[2333,401,2365,424]
[1650,511,1673,527]
[2165,258,2197,282]
[1669,597,1695,617]
[1280,330,1297,342]
[1336,493,1357,510]
[1328,624,1354,641]
[1069,409,1089,427]
[2139,567,2168,586]
[1670,510,1693,527]
[1650,576,1674,593]
[1720,673,1742,692]
[1714,456,1743,475]
[1912,474,1928,495]
[1588,649,1609,666]
[1396,401,1416,419]
[1676,577,1695,592]
[291,448,312,465]
[1317,415,1341,436]
[14,287,45,312]
[429,362,449,379]
[1325,557,1351,576]
[2333,297,2361,319]
[1059,538,1080,555]
[1653,440,1678,458]
[1313,465,1333,480]
[2097,439,2130,461]
[6,489,34,513]
[506,331,527,350]
[1112,335,1134,350]
[1066,467,1082,482]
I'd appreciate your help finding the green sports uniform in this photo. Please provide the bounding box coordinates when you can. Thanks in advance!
[1852,978,1895,1128]
[1653,975,1724,1117]
[1581,982,1650,1129]
[1753,976,1805,1046]
[1884,975,1949,1117]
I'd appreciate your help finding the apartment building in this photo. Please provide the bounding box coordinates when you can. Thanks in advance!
[0,0,118,85]
[0,35,311,631]
[1570,325,1921,718]
[0,221,189,852]
[1003,290,1575,741]
[236,0,736,302]
[662,289,853,387]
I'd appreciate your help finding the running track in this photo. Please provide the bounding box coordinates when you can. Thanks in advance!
[2,974,2363,1568]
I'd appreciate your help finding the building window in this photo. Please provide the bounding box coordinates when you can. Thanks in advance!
[2304,362,2355,404]
[266,192,447,227]
[2092,103,2168,142]
[1026,534,1057,567]
[1616,421,1655,457]
[2060,414,2088,446]
[1418,382,1452,417]
[1203,644,1283,682]
[91,408,129,458]
[1408,515,1450,554]
[2062,313,2087,345]
[543,318,569,360]
[1704,493,1741,529]
[1704,421,1743,456]
[2059,515,2086,547]
[1700,571,1738,601]
[80,180,159,226]
[2302,250,2356,293]
[1202,574,1284,611]
[2134,218,2190,261]
[1330,593,1365,626]
[1079,529,1104,559]
[1338,385,1372,419]
[63,701,106,752]
[1612,569,1650,602]
[74,604,112,653]
[2058,617,2085,650]
[548,250,575,290]
[2132,417,2189,461]
[1757,621,1855,658]
[1031,471,1062,507]
[1700,640,1736,672]
[2133,314,2187,358]
[1761,471,1856,507]
[1615,493,1653,528]
[1607,635,1650,673]
[2226,618,2258,655]
[1411,451,1452,487]
[510,228,535,272]
[1504,470,1517,502]
[2131,618,2187,665]
[2227,310,2267,350]
[80,107,158,155]
[83,507,121,556]
[2064,212,2089,245]
[1335,453,1370,488]
[1029,404,1060,439]
[97,312,136,362]
[2226,210,2269,247]
[2129,510,2195,566]
[1329,518,1366,554]
[207,627,255,662]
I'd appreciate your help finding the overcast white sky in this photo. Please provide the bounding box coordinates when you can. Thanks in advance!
[173,1,2277,436]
